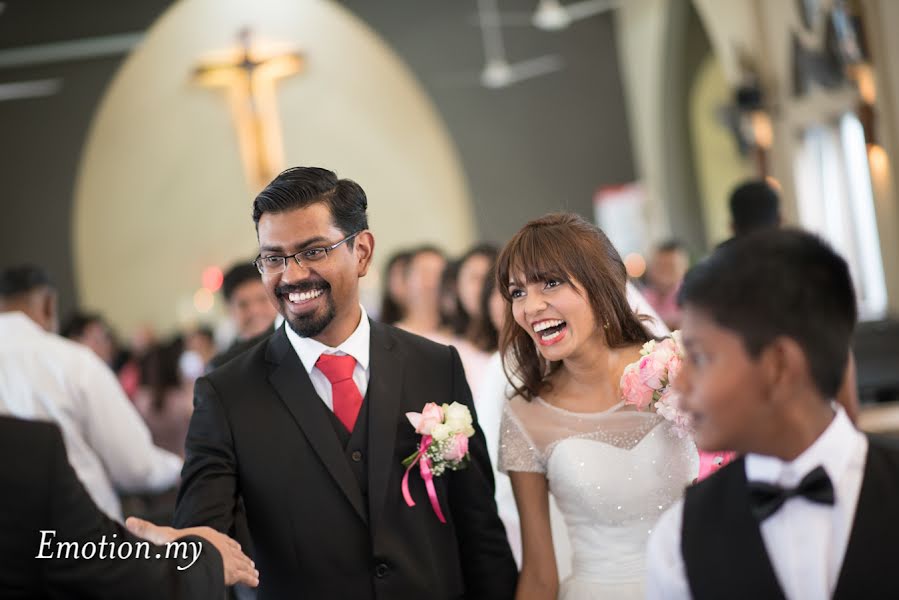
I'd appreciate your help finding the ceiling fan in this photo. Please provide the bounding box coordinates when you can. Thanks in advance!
[532,0,621,31]
[477,0,563,89]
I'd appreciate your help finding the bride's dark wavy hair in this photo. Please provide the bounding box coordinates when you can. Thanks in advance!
[496,213,652,401]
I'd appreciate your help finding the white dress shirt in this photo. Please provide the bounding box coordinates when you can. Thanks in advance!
[646,406,867,600]
[284,305,370,409]
[0,312,183,521]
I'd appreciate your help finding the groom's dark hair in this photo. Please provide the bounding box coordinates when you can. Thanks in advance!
[252,167,368,245]
[679,228,856,398]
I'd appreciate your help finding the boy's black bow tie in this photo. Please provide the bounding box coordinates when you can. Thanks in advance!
[748,465,835,521]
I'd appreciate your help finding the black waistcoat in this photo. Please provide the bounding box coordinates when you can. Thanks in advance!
[681,435,899,600]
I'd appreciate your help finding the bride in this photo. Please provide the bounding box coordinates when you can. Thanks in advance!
[496,213,697,599]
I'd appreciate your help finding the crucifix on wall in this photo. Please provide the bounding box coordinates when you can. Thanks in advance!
[194,28,304,191]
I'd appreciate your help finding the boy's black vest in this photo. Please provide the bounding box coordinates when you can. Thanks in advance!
[682,435,899,600]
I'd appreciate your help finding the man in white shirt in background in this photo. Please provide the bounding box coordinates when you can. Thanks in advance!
[0,265,182,522]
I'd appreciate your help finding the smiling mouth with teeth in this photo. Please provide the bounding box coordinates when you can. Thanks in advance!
[533,319,567,341]
[286,289,324,303]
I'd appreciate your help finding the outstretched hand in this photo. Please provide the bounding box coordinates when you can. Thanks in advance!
[125,516,259,588]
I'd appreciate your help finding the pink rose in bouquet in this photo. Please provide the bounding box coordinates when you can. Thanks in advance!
[442,433,469,462]
[621,332,692,436]
[666,352,683,382]
[637,353,666,389]
[620,363,654,410]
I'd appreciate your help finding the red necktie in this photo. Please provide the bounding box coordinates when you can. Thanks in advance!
[315,354,363,432]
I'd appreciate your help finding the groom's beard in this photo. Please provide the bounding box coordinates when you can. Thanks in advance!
[276,280,336,338]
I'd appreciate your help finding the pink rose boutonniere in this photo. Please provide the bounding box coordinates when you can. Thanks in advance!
[620,332,693,437]
[402,402,476,523]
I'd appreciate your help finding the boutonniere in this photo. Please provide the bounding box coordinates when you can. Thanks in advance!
[401,402,476,523]
[620,332,693,437]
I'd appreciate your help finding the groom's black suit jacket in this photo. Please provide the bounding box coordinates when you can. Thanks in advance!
[174,320,517,599]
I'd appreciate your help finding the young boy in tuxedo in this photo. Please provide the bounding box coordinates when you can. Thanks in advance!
[646,228,899,600]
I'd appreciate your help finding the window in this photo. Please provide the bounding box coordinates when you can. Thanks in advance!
[794,112,887,320]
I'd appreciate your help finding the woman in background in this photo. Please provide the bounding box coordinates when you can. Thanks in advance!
[378,249,412,325]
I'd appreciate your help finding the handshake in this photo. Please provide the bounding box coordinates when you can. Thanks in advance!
[125,516,260,588]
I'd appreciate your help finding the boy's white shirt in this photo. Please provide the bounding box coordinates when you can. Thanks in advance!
[646,406,867,600]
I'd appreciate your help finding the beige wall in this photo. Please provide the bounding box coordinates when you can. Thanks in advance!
[74,0,475,335]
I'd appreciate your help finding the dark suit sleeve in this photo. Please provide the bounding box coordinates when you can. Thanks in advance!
[40,424,225,599]
[174,376,238,533]
[445,346,518,599]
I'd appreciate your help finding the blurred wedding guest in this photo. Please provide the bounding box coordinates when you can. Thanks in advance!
[641,240,689,330]
[62,311,116,367]
[472,261,522,564]
[395,246,446,336]
[439,257,464,335]
[116,324,159,400]
[134,338,194,457]
[0,265,182,521]
[184,326,217,372]
[456,244,499,344]
[397,247,489,392]
[438,256,491,393]
[0,416,258,598]
[208,261,279,370]
[378,249,413,325]
[729,179,781,239]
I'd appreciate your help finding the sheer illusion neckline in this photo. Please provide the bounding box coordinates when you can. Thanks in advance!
[535,396,626,418]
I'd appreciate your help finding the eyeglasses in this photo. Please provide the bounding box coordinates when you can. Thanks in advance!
[253,231,362,275]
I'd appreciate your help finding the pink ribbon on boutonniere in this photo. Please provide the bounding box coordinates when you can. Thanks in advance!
[401,435,447,523]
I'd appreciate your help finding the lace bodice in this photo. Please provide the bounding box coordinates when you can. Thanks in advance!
[499,395,698,593]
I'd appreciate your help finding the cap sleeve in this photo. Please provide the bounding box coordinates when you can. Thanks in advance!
[498,402,546,474]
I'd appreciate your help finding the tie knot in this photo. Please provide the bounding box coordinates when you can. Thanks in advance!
[316,353,356,383]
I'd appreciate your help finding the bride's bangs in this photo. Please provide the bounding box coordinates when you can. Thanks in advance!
[499,225,574,298]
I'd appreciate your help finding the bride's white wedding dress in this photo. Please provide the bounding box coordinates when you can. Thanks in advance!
[500,396,698,599]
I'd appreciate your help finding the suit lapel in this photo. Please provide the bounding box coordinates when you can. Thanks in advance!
[367,320,405,530]
[265,325,367,525]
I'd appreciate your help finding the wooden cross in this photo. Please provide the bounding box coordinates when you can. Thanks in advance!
[194,28,304,190]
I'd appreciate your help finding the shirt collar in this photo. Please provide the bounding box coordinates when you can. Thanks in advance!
[284,305,370,375]
[746,405,862,487]
[0,311,45,337]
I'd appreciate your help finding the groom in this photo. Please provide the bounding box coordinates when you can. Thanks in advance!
[174,167,517,599]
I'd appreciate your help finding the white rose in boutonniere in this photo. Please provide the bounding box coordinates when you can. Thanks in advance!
[442,402,475,436]
[431,423,452,442]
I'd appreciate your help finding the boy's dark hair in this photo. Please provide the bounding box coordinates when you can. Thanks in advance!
[729,180,780,236]
[222,262,262,302]
[252,166,368,242]
[680,228,857,398]
[0,264,53,299]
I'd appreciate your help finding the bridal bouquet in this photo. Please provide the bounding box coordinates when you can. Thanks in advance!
[402,402,476,523]
[620,332,693,436]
